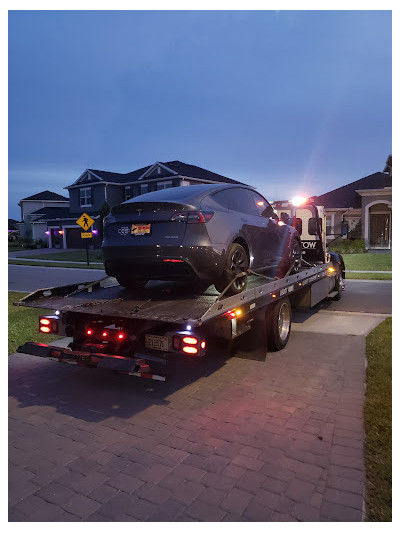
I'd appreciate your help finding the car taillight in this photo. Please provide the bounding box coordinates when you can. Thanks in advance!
[170,211,213,223]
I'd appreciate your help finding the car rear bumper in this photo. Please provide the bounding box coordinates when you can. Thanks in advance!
[102,245,224,282]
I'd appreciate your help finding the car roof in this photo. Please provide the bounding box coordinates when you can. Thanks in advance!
[122,183,254,205]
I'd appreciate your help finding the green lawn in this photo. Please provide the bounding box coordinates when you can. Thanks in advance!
[364,317,392,521]
[19,250,103,262]
[346,272,392,280]
[342,253,392,271]
[8,292,61,355]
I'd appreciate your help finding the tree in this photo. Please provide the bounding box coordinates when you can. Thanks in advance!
[97,202,110,244]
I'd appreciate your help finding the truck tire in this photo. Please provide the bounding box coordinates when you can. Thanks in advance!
[332,272,343,301]
[214,243,249,296]
[266,297,292,351]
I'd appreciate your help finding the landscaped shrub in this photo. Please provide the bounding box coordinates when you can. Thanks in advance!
[348,220,362,239]
[327,238,366,254]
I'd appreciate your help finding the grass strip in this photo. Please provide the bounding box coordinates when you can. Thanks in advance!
[341,253,392,271]
[18,250,103,262]
[8,291,61,355]
[9,259,104,270]
[364,317,392,521]
[346,273,392,280]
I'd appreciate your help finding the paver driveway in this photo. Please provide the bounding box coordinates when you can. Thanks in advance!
[9,327,368,522]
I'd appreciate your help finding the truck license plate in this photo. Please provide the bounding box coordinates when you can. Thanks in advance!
[145,334,169,351]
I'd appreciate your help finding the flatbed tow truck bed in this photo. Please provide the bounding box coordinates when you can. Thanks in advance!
[16,263,341,382]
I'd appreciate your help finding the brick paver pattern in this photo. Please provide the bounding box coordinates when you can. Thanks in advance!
[9,331,366,521]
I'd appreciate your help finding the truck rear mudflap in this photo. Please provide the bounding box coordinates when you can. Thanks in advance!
[16,342,167,382]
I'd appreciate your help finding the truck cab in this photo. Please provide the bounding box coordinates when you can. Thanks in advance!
[272,198,329,265]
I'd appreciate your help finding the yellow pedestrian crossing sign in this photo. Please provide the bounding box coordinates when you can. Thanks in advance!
[76,213,95,231]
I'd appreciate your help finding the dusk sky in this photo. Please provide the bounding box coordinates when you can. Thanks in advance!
[8,10,392,220]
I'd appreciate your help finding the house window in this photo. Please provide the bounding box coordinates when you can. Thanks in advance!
[157,180,173,191]
[125,186,132,201]
[80,187,92,207]
[326,214,333,235]
[140,183,149,195]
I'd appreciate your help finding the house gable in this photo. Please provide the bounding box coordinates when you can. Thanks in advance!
[138,162,178,180]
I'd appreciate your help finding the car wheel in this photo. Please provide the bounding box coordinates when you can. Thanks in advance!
[266,297,292,351]
[116,276,148,289]
[214,243,249,296]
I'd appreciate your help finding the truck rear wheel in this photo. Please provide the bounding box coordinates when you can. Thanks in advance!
[266,297,292,351]
[332,273,343,301]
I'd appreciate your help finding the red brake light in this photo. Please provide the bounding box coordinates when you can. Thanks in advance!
[163,259,184,263]
[170,211,213,223]
[40,326,50,333]
[86,329,93,336]
[170,212,188,222]
[102,331,108,338]
[117,332,126,340]
[173,336,181,350]
[201,341,206,349]
[183,346,198,355]
[183,336,198,345]
[40,318,50,325]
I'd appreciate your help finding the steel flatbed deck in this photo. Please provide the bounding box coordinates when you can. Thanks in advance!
[16,263,332,326]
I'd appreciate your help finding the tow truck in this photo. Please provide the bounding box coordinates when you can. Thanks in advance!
[15,198,345,382]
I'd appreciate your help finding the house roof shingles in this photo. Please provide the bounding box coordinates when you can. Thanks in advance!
[70,161,245,187]
[313,172,392,209]
[20,190,69,202]
[29,207,74,220]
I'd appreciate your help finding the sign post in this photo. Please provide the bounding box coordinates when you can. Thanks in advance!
[76,213,95,266]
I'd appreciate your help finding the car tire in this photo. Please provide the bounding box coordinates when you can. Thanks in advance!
[116,277,148,289]
[266,297,292,351]
[214,243,249,296]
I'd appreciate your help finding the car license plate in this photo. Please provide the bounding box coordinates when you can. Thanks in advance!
[131,224,151,236]
[145,334,169,351]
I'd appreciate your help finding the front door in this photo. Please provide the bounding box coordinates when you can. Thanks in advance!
[369,213,391,248]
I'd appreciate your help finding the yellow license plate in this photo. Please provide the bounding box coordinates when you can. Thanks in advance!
[145,334,169,351]
[131,224,151,236]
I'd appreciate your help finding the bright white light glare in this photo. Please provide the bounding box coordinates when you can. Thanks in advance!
[186,325,192,331]
[291,196,308,207]
[55,310,60,316]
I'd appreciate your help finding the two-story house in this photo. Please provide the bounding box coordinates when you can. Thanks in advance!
[17,190,70,243]
[30,161,247,248]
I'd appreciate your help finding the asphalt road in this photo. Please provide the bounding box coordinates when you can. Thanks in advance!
[8,264,105,293]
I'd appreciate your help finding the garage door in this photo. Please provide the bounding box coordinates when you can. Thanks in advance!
[65,228,86,248]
